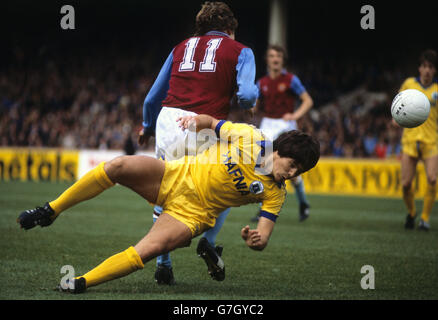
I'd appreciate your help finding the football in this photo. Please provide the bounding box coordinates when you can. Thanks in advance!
[391,89,431,128]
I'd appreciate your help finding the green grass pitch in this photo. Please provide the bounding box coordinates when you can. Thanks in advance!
[1,181,437,300]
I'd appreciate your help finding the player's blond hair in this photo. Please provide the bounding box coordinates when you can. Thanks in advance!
[195,1,238,36]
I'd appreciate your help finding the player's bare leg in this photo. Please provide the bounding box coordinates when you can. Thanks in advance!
[67,213,192,293]
[134,213,192,263]
[419,155,438,230]
[19,154,190,293]
[104,155,164,204]
[17,155,164,229]
[401,153,419,229]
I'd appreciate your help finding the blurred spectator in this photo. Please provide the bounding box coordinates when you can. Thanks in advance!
[332,136,345,157]
[374,135,388,159]
[363,131,378,156]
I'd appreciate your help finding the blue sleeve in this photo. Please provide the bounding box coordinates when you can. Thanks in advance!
[256,80,261,99]
[142,50,174,133]
[214,120,227,138]
[290,75,306,96]
[235,48,258,109]
[259,210,278,222]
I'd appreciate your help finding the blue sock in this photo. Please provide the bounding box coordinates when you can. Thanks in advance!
[153,206,172,268]
[202,208,231,246]
[294,179,308,205]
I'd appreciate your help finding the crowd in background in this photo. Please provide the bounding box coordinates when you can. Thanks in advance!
[1,45,406,158]
[1,45,153,153]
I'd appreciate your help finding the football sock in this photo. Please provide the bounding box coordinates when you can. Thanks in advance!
[153,215,172,267]
[49,162,114,217]
[293,176,308,205]
[403,184,416,218]
[203,208,231,246]
[421,183,436,223]
[79,246,144,288]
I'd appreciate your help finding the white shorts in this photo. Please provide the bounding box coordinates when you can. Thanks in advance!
[153,106,217,217]
[155,107,216,160]
[260,117,298,141]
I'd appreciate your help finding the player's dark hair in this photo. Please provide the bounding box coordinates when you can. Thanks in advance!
[195,1,238,36]
[273,130,320,174]
[419,49,437,68]
[266,44,288,64]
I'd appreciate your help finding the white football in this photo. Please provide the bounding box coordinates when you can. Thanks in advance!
[391,89,430,128]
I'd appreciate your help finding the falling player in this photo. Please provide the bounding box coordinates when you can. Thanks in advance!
[399,49,438,231]
[252,44,314,222]
[137,2,258,284]
[17,114,320,294]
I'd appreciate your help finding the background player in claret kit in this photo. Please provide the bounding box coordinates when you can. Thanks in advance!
[137,1,258,284]
[397,50,438,231]
[17,114,320,294]
[252,45,314,222]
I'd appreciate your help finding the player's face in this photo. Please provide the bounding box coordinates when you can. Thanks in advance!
[266,49,284,72]
[272,152,298,183]
[418,61,436,84]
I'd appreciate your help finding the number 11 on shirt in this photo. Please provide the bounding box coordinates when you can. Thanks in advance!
[179,37,222,72]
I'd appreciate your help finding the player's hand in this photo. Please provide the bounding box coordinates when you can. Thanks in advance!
[177,115,196,130]
[138,128,153,146]
[282,112,297,121]
[241,225,250,240]
[241,225,263,249]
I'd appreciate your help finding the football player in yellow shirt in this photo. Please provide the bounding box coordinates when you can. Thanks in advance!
[17,114,320,293]
[398,50,438,230]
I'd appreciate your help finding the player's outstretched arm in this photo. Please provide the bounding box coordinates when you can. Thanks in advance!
[177,114,220,132]
[241,217,275,251]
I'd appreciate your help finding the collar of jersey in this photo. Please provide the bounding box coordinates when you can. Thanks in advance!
[205,31,230,38]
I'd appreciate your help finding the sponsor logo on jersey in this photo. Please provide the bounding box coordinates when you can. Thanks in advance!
[249,181,264,195]
[278,83,287,93]
[222,150,250,196]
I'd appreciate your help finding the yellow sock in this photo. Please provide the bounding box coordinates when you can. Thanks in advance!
[421,184,436,223]
[403,185,416,217]
[49,162,115,218]
[79,246,144,288]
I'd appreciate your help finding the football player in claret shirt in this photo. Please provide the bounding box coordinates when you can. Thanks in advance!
[137,1,258,283]
[17,114,320,294]
[398,49,438,231]
[253,45,314,222]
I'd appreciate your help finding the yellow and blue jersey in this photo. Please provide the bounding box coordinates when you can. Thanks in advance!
[190,120,286,221]
[156,120,286,236]
[400,77,438,145]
